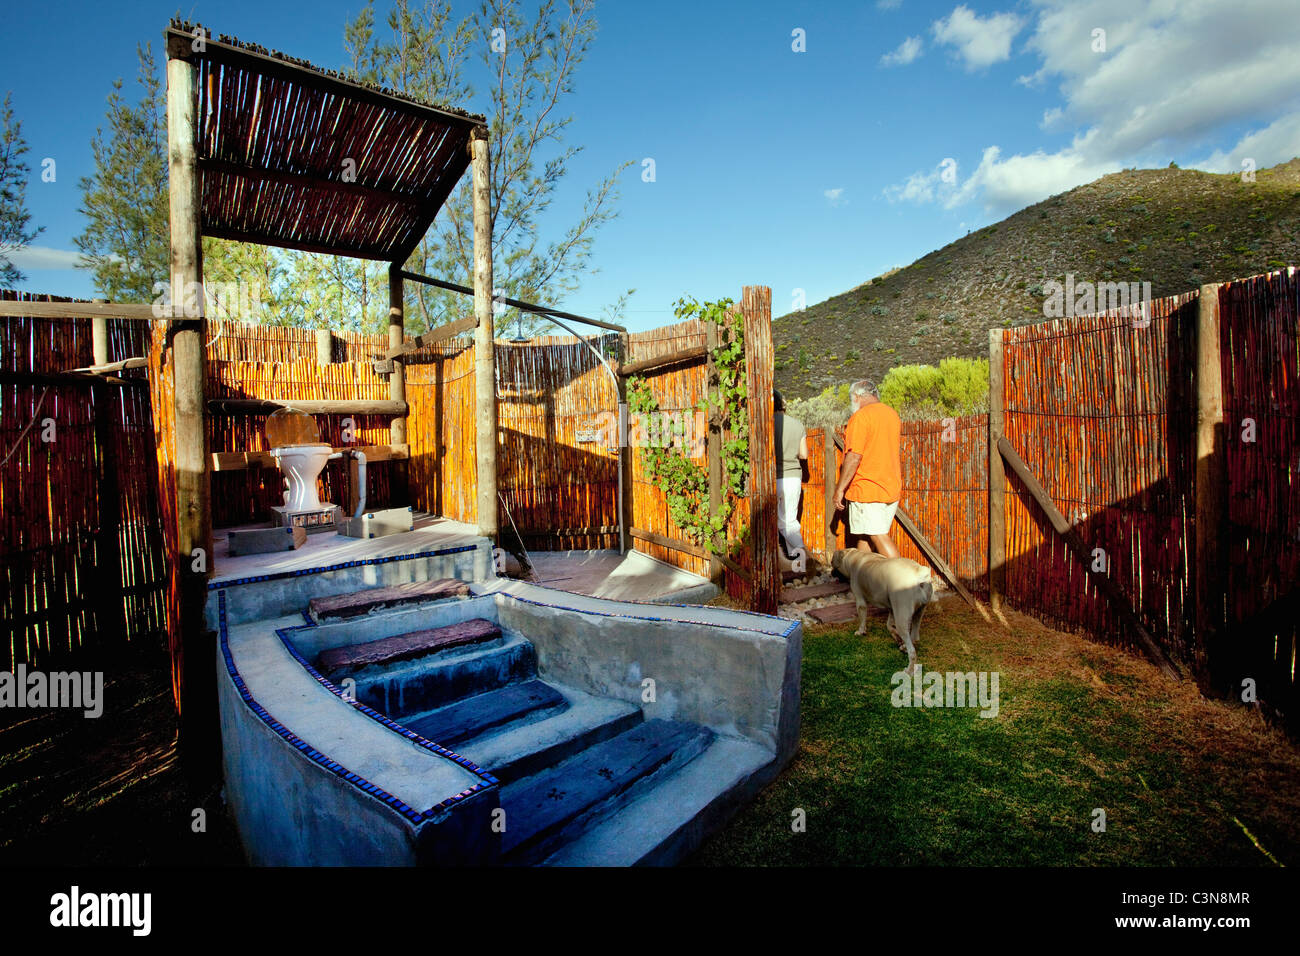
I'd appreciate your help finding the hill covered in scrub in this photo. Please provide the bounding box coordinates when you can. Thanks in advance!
[774,159,1300,398]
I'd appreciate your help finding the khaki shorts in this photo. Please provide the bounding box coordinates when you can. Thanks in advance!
[848,500,899,536]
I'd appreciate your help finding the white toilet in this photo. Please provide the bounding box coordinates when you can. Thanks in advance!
[265,407,338,526]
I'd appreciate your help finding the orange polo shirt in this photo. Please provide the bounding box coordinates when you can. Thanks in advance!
[844,402,902,503]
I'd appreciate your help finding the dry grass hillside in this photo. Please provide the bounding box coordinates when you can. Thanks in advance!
[774,159,1300,397]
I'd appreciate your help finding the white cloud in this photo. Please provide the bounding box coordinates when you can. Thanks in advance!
[824,187,846,206]
[877,0,903,10]
[884,160,959,205]
[880,36,923,67]
[4,246,87,270]
[932,5,1024,71]
[887,0,1300,214]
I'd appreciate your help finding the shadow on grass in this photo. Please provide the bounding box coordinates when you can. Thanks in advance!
[687,597,1300,866]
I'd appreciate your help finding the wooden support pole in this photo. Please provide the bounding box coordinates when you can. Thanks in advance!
[742,286,780,615]
[471,127,498,539]
[166,49,217,773]
[997,436,1181,679]
[1194,282,1227,692]
[705,321,723,584]
[208,398,407,417]
[388,265,408,506]
[91,298,110,368]
[315,328,334,365]
[618,331,633,556]
[988,328,1006,611]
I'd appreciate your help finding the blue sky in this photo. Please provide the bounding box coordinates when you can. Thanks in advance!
[4,0,1299,330]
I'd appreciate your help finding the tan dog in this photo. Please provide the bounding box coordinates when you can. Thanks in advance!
[832,549,934,673]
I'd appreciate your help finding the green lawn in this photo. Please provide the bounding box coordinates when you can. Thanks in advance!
[688,599,1300,866]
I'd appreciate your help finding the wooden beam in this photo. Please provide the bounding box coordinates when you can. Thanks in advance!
[91,301,110,367]
[210,443,410,472]
[0,369,146,388]
[988,328,1006,611]
[742,286,780,615]
[0,301,159,320]
[398,270,627,334]
[997,435,1181,679]
[895,506,980,612]
[1194,282,1227,691]
[472,129,498,539]
[207,398,408,416]
[620,343,708,377]
[384,314,478,359]
[201,224,396,261]
[630,527,710,561]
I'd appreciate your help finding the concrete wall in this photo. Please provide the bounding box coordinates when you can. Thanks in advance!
[207,541,492,630]
[486,583,801,764]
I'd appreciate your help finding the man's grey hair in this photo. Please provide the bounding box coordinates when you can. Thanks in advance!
[850,379,879,400]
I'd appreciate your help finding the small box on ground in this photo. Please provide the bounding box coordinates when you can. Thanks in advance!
[227,525,307,556]
[336,506,415,539]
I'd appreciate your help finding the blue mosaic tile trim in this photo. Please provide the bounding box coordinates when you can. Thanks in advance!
[492,587,802,640]
[217,590,497,826]
[209,543,478,591]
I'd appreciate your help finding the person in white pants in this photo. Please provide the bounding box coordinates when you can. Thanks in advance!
[774,391,808,567]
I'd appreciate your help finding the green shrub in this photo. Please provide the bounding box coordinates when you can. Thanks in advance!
[784,383,851,431]
[878,357,989,420]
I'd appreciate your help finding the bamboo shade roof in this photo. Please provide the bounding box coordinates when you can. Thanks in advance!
[166,20,485,262]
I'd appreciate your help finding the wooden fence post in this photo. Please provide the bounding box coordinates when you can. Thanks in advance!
[823,434,837,557]
[988,328,1006,611]
[705,321,723,584]
[387,267,409,506]
[1194,282,1227,693]
[741,286,780,614]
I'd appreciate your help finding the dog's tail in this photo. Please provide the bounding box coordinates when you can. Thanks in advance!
[910,580,931,646]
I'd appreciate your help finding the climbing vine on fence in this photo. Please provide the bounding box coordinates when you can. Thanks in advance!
[627,296,749,552]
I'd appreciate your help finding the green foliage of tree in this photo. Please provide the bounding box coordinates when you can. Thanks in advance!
[0,91,41,288]
[344,0,632,335]
[879,357,989,420]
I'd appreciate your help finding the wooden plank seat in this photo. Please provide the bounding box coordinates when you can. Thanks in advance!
[316,618,500,676]
[308,578,470,622]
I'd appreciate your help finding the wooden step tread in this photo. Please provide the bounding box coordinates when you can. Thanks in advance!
[403,680,566,748]
[501,719,712,858]
[308,578,470,621]
[316,618,500,675]
[806,601,858,624]
[780,581,850,603]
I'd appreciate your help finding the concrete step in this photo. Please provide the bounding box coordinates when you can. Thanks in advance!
[500,719,714,864]
[401,679,567,748]
[780,580,849,604]
[307,578,470,623]
[353,633,537,718]
[540,735,775,866]
[316,618,500,678]
[454,683,644,785]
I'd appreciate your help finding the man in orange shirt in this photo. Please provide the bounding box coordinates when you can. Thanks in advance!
[832,379,902,556]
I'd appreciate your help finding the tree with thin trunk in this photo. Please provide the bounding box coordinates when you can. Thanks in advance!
[0,91,42,288]
[345,0,633,336]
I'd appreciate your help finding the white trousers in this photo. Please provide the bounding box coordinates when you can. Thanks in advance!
[777,476,805,557]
